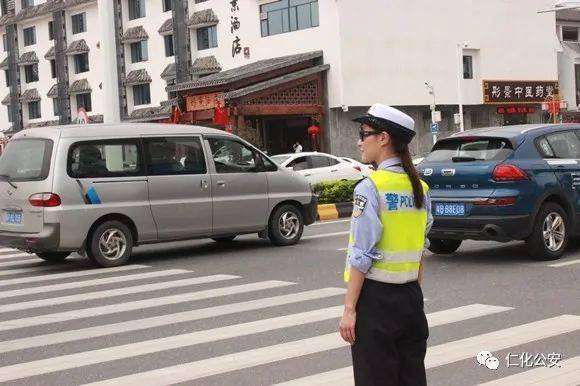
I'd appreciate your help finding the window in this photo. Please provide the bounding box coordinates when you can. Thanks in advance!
[544,131,580,159]
[1,0,7,16]
[71,13,86,34]
[76,92,92,112]
[162,0,172,12]
[133,83,150,106]
[21,0,34,9]
[0,139,53,182]
[309,155,338,169]
[68,140,143,178]
[208,137,263,173]
[23,26,36,46]
[2,34,7,52]
[194,0,208,3]
[145,137,207,175]
[463,55,473,79]
[260,0,319,37]
[48,21,54,40]
[24,64,39,83]
[164,34,174,57]
[5,70,9,87]
[50,59,56,79]
[28,100,41,119]
[130,41,148,63]
[197,26,217,50]
[74,53,90,73]
[288,156,309,171]
[563,26,579,42]
[128,0,146,20]
[53,98,59,116]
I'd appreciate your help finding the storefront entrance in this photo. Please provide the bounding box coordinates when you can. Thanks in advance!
[262,117,312,155]
[503,113,527,126]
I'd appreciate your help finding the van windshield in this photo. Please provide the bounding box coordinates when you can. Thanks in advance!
[0,139,53,181]
[424,137,513,163]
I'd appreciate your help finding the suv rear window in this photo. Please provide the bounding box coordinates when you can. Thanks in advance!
[0,139,53,181]
[425,138,513,162]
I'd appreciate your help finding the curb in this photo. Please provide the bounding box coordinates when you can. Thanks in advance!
[317,202,353,221]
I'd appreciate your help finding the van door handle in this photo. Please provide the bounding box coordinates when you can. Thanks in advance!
[331,169,338,172]
[216,180,226,187]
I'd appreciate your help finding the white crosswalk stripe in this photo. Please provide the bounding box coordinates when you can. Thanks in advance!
[0,253,35,260]
[0,254,37,266]
[0,265,77,277]
[0,263,578,386]
[0,247,19,253]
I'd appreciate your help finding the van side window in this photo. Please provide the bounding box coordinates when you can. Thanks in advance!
[145,137,207,175]
[208,137,260,173]
[68,140,141,178]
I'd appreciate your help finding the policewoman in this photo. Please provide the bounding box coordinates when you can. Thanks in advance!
[339,104,433,386]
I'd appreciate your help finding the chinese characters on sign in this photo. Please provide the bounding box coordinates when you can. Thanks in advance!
[496,106,536,114]
[484,81,559,104]
[185,92,222,112]
[230,0,242,58]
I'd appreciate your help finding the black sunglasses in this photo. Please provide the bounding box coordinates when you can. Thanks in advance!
[359,129,382,141]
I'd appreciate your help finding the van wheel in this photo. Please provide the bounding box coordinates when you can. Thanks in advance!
[212,236,237,243]
[526,203,568,261]
[268,204,304,246]
[87,220,133,267]
[36,252,70,263]
[428,238,462,254]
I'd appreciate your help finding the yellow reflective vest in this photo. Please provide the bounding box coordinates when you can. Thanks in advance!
[344,170,429,284]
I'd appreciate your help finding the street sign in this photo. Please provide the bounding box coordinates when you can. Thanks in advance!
[432,111,442,122]
[431,123,439,134]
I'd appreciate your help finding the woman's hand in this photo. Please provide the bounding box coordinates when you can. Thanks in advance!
[339,308,356,344]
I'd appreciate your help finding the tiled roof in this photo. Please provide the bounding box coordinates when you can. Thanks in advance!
[158,18,173,35]
[129,105,171,120]
[167,51,323,92]
[8,0,96,24]
[160,63,176,80]
[65,39,90,55]
[224,64,330,100]
[26,119,60,128]
[69,78,91,94]
[121,26,149,43]
[44,46,55,60]
[47,84,60,98]
[1,94,11,105]
[124,69,152,86]
[160,98,177,107]
[20,88,41,103]
[191,55,221,75]
[0,56,8,70]
[188,9,219,28]
[18,51,39,65]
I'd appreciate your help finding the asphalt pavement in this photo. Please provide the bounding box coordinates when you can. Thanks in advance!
[0,219,578,385]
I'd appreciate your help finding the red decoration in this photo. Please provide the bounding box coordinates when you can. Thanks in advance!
[171,104,182,124]
[213,101,230,126]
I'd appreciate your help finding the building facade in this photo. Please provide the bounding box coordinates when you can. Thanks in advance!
[0,0,565,157]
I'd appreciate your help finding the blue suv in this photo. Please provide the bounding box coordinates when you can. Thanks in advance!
[418,124,580,260]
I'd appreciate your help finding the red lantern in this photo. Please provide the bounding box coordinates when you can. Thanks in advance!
[213,101,229,126]
[308,124,321,151]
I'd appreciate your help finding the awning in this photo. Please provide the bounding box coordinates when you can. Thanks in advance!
[18,51,39,66]
[65,39,90,56]
[47,84,59,98]
[124,69,152,86]
[1,94,11,106]
[121,26,149,43]
[223,64,330,101]
[20,88,41,103]
[158,18,173,35]
[129,105,172,121]
[69,79,91,94]
[44,46,55,60]
[188,9,219,29]
[160,63,176,81]
[191,55,221,75]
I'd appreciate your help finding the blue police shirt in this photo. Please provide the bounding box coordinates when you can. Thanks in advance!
[348,157,433,274]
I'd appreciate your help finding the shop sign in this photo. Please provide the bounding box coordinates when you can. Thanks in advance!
[483,81,559,104]
[497,106,536,114]
[186,93,222,112]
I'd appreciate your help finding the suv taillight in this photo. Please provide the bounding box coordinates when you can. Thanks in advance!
[29,193,61,207]
[474,197,517,206]
[492,164,528,181]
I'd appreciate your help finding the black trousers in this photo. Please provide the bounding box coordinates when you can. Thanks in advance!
[351,279,429,386]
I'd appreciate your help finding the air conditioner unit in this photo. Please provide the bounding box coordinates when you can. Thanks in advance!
[260,12,268,20]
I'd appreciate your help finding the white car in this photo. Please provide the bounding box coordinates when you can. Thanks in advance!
[270,152,365,184]
[340,157,374,177]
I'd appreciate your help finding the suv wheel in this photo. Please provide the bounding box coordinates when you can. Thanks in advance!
[428,238,462,254]
[268,204,304,246]
[87,220,133,267]
[526,203,568,261]
[36,252,71,263]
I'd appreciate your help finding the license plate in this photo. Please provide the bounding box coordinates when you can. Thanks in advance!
[5,211,22,225]
[435,203,465,217]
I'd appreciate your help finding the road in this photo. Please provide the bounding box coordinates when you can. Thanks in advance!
[0,219,578,385]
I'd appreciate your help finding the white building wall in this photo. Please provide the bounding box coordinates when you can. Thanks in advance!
[0,25,9,127]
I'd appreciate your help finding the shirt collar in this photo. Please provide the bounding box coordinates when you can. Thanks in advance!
[378,157,402,170]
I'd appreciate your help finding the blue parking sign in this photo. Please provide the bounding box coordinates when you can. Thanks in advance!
[431,123,439,134]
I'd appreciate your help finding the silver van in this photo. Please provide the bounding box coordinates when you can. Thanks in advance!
[0,124,317,267]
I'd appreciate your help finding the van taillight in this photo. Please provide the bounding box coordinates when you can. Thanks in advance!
[29,193,61,207]
[492,164,528,181]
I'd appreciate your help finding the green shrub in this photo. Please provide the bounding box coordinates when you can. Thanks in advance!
[312,179,359,204]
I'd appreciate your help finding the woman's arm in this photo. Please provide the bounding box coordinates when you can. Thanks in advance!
[340,267,365,344]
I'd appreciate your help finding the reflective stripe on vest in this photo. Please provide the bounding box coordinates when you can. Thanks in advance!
[344,170,429,284]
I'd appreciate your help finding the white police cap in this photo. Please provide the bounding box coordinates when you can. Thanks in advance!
[353,103,416,144]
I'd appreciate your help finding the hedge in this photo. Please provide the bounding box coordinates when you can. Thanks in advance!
[312,179,358,204]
